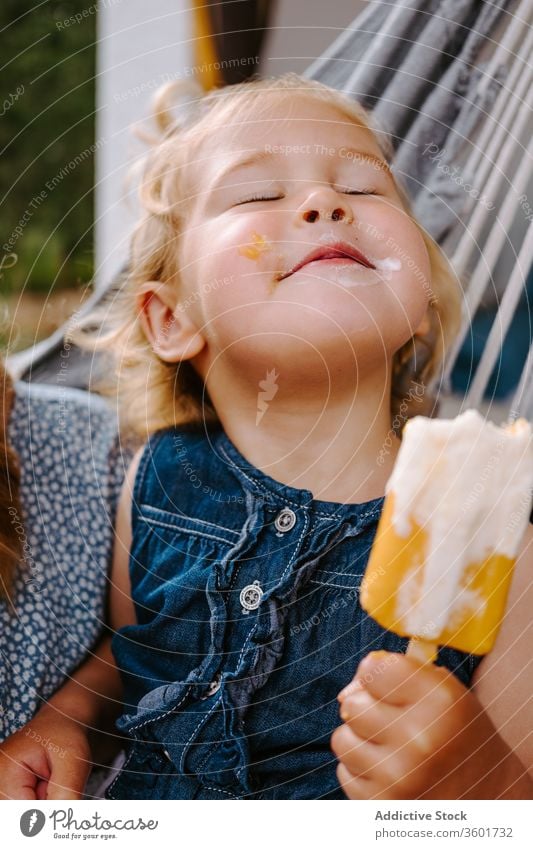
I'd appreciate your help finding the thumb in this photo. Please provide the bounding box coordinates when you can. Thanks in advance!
[46,753,91,800]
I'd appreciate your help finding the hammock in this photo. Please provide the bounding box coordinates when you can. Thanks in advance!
[305,0,532,419]
[10,0,533,421]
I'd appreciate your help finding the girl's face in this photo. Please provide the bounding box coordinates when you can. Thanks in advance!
[177,95,431,383]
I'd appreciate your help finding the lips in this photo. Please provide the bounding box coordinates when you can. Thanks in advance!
[278,241,376,281]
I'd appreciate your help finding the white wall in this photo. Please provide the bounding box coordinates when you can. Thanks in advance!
[95,1,193,288]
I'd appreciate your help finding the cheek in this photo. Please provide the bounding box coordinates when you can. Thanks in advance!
[361,202,428,262]
[204,217,281,279]
[376,216,431,309]
[181,220,277,320]
[360,211,432,348]
[396,224,432,290]
[198,280,271,346]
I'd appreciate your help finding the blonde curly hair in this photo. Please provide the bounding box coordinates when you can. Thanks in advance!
[88,72,462,436]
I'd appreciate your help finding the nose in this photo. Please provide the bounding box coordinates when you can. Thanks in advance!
[297,188,354,225]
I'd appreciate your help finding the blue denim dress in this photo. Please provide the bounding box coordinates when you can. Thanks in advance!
[107,425,483,800]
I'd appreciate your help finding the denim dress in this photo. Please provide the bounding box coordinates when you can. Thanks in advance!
[107,425,483,800]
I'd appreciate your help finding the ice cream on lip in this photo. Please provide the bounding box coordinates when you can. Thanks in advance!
[275,237,375,282]
[274,231,402,285]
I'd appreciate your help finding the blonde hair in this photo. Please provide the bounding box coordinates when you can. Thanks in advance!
[89,72,462,436]
[0,362,22,598]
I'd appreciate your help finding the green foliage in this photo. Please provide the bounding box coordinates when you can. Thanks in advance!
[0,1,96,294]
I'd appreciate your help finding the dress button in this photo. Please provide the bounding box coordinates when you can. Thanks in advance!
[274,507,297,534]
[239,580,263,613]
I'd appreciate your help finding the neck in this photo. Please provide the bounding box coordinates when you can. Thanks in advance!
[206,364,399,504]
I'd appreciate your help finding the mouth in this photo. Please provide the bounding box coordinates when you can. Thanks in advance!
[277,241,376,282]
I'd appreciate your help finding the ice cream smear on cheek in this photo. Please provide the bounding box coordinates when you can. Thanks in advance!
[238,231,272,260]
[292,231,402,288]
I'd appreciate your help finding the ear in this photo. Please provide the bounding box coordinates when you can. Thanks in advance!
[138,283,206,363]
[413,308,432,339]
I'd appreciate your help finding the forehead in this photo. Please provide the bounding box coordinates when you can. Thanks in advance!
[184,93,385,196]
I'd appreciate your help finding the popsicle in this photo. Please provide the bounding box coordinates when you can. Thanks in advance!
[360,410,533,663]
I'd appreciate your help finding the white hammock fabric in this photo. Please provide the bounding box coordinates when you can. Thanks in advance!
[306,0,533,420]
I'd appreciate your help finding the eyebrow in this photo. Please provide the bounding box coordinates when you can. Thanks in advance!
[340,147,394,179]
[208,150,276,193]
[208,146,394,194]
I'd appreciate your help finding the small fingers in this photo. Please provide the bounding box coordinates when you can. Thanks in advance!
[331,723,380,779]
[339,688,398,743]
[336,762,372,800]
[332,722,411,797]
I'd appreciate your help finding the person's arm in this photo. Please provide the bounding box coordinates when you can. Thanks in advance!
[331,523,533,800]
[469,521,533,792]
[0,450,141,800]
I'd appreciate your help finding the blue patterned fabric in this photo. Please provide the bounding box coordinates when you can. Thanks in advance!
[0,382,128,741]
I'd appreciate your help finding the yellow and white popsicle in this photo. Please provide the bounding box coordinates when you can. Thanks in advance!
[361,410,533,663]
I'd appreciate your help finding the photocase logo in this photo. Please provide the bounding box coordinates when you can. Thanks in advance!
[20,809,46,837]
[256,368,279,425]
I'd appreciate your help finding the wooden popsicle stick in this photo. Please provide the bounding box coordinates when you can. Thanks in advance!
[406,638,438,665]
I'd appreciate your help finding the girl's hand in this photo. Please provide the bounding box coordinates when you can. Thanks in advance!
[0,705,91,800]
[331,651,518,800]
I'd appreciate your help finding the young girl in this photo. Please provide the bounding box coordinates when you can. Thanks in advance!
[1,73,531,800]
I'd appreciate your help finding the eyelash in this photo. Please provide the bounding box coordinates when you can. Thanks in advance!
[234,188,378,206]
[234,194,282,205]
[340,189,377,196]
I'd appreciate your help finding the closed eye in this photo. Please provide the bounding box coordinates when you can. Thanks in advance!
[339,188,378,196]
[234,194,283,205]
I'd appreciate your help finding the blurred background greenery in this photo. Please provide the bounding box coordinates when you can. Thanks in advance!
[1,1,95,349]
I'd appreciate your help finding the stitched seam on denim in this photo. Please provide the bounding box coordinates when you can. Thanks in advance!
[219,443,383,523]
[218,444,278,504]
[227,536,256,593]
[105,744,137,799]
[235,623,258,674]
[194,740,218,774]
[227,531,254,592]
[226,502,262,594]
[138,515,235,546]
[140,503,240,537]
[128,687,192,733]
[314,569,365,577]
[202,784,241,799]
[180,694,221,773]
[280,510,309,580]
[227,561,244,593]
[309,578,361,589]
